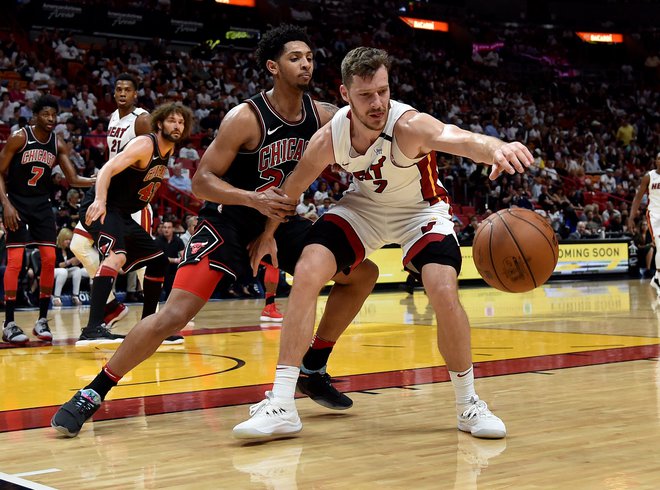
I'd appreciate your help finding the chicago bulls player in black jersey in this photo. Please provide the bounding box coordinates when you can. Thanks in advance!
[51,25,378,438]
[71,103,192,349]
[0,95,94,345]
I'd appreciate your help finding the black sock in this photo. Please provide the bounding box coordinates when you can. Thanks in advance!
[141,277,162,319]
[38,296,50,319]
[303,338,337,373]
[5,300,16,324]
[84,369,118,401]
[265,295,275,306]
[87,276,115,328]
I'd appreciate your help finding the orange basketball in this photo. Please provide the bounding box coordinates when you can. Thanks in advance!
[471,208,559,293]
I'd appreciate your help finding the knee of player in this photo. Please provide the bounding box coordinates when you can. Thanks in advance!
[356,259,379,285]
[69,234,87,256]
[102,253,126,270]
[153,304,191,334]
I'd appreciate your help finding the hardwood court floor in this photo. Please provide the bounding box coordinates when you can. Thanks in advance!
[1,278,660,489]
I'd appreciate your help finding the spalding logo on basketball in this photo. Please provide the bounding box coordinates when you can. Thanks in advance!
[472,208,559,293]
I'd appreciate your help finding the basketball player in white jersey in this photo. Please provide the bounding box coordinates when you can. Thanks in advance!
[629,152,660,291]
[70,73,150,325]
[235,47,534,440]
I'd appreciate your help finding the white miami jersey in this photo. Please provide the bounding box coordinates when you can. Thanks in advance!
[331,100,450,209]
[648,170,660,216]
[107,107,149,158]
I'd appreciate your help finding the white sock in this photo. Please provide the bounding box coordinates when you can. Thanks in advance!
[449,366,477,412]
[272,365,300,402]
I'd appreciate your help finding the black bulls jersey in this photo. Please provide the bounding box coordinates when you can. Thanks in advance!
[83,133,169,215]
[211,91,321,223]
[8,126,57,198]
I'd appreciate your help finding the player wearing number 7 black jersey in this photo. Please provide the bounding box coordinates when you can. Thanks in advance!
[74,103,192,346]
[0,94,95,346]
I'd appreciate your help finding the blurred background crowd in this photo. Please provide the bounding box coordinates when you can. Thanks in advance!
[0,0,657,301]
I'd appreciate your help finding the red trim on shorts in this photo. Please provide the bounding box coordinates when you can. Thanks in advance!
[323,213,365,271]
[173,255,224,301]
[403,233,447,267]
[144,275,164,283]
[73,228,93,240]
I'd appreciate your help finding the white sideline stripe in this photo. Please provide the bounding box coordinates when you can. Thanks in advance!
[14,468,61,477]
[0,470,58,489]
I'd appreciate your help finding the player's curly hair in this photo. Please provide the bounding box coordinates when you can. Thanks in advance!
[33,95,59,114]
[255,24,311,70]
[151,103,193,141]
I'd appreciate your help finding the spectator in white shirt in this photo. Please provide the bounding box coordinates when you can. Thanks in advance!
[178,142,200,162]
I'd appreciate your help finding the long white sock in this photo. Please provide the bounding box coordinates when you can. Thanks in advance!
[272,365,300,402]
[449,366,477,412]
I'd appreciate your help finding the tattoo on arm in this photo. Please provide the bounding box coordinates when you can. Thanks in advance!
[318,101,339,116]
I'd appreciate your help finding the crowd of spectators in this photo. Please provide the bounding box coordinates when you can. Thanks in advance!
[0,1,658,301]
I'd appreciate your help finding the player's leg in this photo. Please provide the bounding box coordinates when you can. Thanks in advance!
[260,262,283,322]
[415,238,506,440]
[233,242,338,439]
[77,248,127,343]
[234,210,379,437]
[69,267,83,305]
[2,246,28,345]
[71,225,126,325]
[52,267,67,306]
[297,259,378,409]
[292,214,379,410]
[52,257,222,437]
[33,245,56,341]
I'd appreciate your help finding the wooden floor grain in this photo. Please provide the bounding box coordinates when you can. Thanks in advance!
[1,278,659,489]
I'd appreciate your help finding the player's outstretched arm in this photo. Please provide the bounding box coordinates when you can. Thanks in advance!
[191,104,296,221]
[398,112,534,180]
[0,130,26,231]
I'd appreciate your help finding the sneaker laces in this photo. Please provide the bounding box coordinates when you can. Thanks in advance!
[5,323,24,337]
[248,391,290,417]
[75,390,101,415]
[461,396,496,420]
[36,319,50,332]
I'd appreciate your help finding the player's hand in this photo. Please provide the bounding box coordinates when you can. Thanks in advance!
[85,199,107,225]
[247,233,278,277]
[627,217,636,232]
[252,188,296,222]
[488,142,534,180]
[2,202,20,231]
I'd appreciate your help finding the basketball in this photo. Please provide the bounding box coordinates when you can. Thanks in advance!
[472,208,559,293]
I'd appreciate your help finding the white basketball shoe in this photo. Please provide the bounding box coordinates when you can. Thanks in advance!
[233,391,302,439]
[457,395,506,439]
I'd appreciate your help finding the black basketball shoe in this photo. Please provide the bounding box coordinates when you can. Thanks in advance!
[296,372,353,410]
[51,389,102,437]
